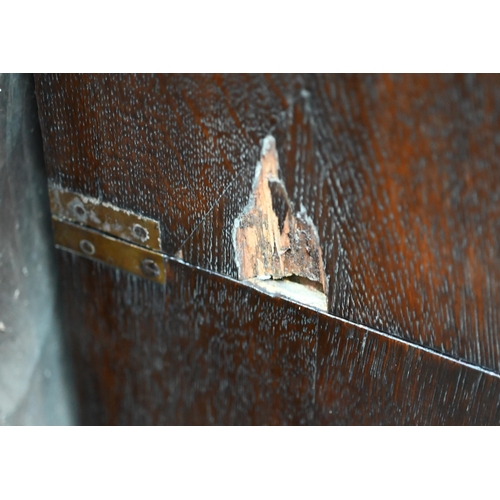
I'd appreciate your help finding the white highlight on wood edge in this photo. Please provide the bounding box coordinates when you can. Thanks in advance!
[246,277,328,311]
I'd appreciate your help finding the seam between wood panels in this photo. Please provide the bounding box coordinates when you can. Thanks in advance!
[168,257,500,381]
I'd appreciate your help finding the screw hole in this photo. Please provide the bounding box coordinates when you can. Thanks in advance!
[71,200,87,219]
[79,239,95,256]
[132,224,149,242]
[141,259,160,278]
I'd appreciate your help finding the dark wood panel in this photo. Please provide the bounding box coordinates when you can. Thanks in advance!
[35,74,302,254]
[35,74,500,420]
[58,252,500,425]
[275,74,500,372]
[59,252,318,425]
[315,317,500,425]
[37,74,500,372]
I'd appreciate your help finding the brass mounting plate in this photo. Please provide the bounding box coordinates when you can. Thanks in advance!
[52,217,166,284]
[49,186,162,251]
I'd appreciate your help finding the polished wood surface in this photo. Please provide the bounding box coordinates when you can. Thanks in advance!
[276,75,500,373]
[59,253,500,425]
[35,74,500,424]
[59,254,318,425]
[35,74,301,254]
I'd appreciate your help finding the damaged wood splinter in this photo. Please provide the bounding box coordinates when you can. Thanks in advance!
[233,136,327,308]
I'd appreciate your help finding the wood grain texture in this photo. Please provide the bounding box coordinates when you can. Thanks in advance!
[34,74,500,423]
[315,318,500,425]
[176,74,500,373]
[57,252,500,425]
[35,74,302,255]
[59,253,318,425]
[233,136,327,292]
[275,75,500,372]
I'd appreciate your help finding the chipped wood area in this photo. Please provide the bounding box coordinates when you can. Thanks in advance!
[233,136,327,299]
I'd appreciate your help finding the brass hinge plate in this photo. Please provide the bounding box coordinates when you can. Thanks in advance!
[52,217,166,284]
[49,186,162,251]
[49,186,165,284]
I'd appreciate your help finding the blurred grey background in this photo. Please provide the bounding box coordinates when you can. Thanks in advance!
[0,73,75,425]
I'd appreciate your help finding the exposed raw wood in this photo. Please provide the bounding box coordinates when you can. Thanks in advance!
[246,277,327,311]
[233,136,327,296]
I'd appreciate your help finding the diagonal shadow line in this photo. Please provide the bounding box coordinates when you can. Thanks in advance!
[169,256,500,380]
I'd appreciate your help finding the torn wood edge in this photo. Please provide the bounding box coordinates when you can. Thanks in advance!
[233,135,327,310]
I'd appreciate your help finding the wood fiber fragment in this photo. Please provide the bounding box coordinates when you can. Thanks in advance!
[233,136,327,296]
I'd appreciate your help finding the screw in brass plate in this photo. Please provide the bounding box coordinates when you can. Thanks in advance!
[79,239,96,256]
[132,223,149,242]
[140,258,160,278]
[71,200,87,219]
